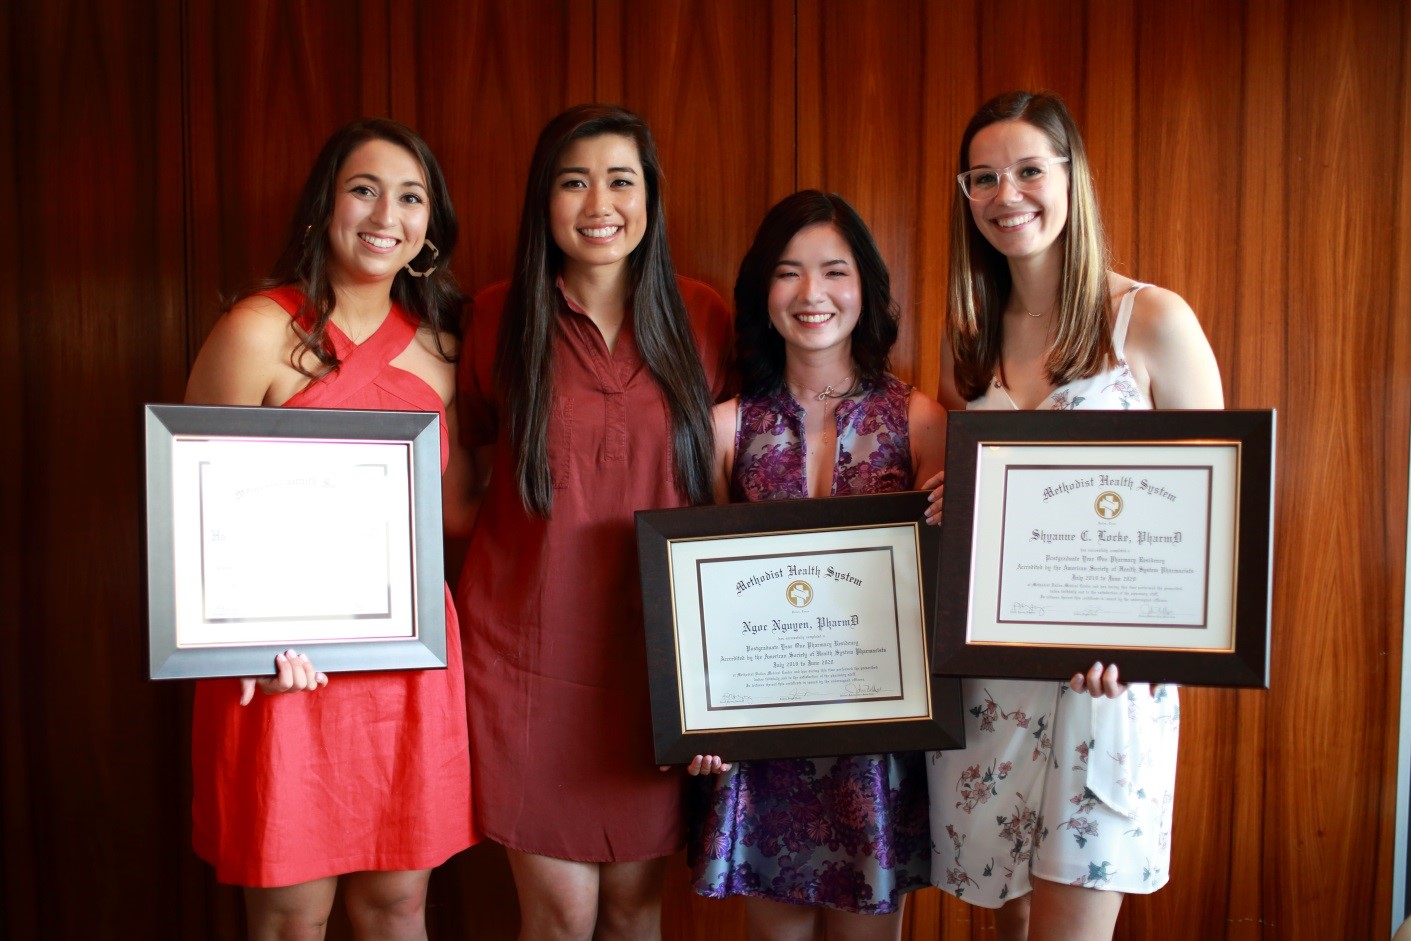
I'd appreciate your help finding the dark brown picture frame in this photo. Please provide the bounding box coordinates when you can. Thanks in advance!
[636,491,964,764]
[934,409,1275,688]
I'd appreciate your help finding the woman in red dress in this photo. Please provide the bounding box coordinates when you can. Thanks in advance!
[456,104,731,940]
[184,118,477,938]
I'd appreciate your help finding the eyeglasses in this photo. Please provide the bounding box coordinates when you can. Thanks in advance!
[956,156,1070,200]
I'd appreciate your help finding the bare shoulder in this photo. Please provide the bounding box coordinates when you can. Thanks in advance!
[1124,283,1204,356]
[220,294,300,347]
[1113,275,1223,409]
[907,387,947,425]
[185,296,300,406]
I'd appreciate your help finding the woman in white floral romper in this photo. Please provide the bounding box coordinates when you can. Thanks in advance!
[927,91,1224,940]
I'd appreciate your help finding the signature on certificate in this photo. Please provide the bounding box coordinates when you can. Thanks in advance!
[843,681,889,696]
[1139,604,1174,618]
[1010,601,1047,617]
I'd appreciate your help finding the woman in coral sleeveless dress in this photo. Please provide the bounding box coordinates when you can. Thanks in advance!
[689,191,947,941]
[184,119,477,937]
[927,91,1224,940]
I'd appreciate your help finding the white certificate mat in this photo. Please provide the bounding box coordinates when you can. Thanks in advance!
[171,438,415,644]
[970,447,1238,651]
[669,524,932,731]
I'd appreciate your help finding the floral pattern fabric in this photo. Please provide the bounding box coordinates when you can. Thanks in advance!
[690,374,931,914]
[928,284,1180,907]
[729,375,913,501]
[930,681,1178,907]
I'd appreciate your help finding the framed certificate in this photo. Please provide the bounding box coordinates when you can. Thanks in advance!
[934,409,1275,688]
[636,491,964,764]
[144,403,447,680]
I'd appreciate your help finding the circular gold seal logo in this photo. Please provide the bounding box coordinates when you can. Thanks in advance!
[785,579,814,608]
[1094,490,1123,520]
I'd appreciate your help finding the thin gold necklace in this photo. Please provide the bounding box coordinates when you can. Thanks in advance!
[788,373,856,402]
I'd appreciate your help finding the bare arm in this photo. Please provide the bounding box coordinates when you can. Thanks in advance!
[908,389,948,487]
[710,398,738,505]
[908,390,949,525]
[184,296,327,702]
[184,296,300,407]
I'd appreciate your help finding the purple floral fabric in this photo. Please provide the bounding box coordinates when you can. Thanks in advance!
[729,375,913,501]
[690,375,930,914]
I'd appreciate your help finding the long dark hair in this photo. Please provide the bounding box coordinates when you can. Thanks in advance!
[495,104,715,518]
[734,190,899,396]
[948,90,1111,401]
[257,118,460,374]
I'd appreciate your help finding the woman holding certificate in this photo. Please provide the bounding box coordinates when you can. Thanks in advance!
[454,104,731,940]
[927,91,1223,939]
[688,190,947,941]
[183,120,477,935]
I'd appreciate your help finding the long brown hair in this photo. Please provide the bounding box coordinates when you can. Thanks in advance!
[256,118,460,375]
[948,91,1111,401]
[494,104,715,518]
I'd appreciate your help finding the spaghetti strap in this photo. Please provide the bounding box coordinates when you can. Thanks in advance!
[1111,283,1148,357]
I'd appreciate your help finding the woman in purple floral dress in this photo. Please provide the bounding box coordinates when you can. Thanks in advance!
[688,191,947,940]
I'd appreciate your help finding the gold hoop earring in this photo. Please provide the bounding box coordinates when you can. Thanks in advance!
[404,239,439,278]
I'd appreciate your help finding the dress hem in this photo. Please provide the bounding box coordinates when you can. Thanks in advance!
[195,836,478,889]
[692,883,923,916]
[485,829,684,865]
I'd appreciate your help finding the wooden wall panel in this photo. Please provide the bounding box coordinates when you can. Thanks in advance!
[1083,0,1138,274]
[1128,5,1248,939]
[797,0,934,387]
[1225,1,1287,937]
[595,0,796,302]
[0,4,29,937]
[1274,2,1405,936]
[977,0,1086,110]
[184,0,379,340]
[3,0,190,938]
[911,5,980,404]
[399,0,594,297]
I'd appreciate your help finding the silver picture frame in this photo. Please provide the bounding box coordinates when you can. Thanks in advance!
[144,403,447,679]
